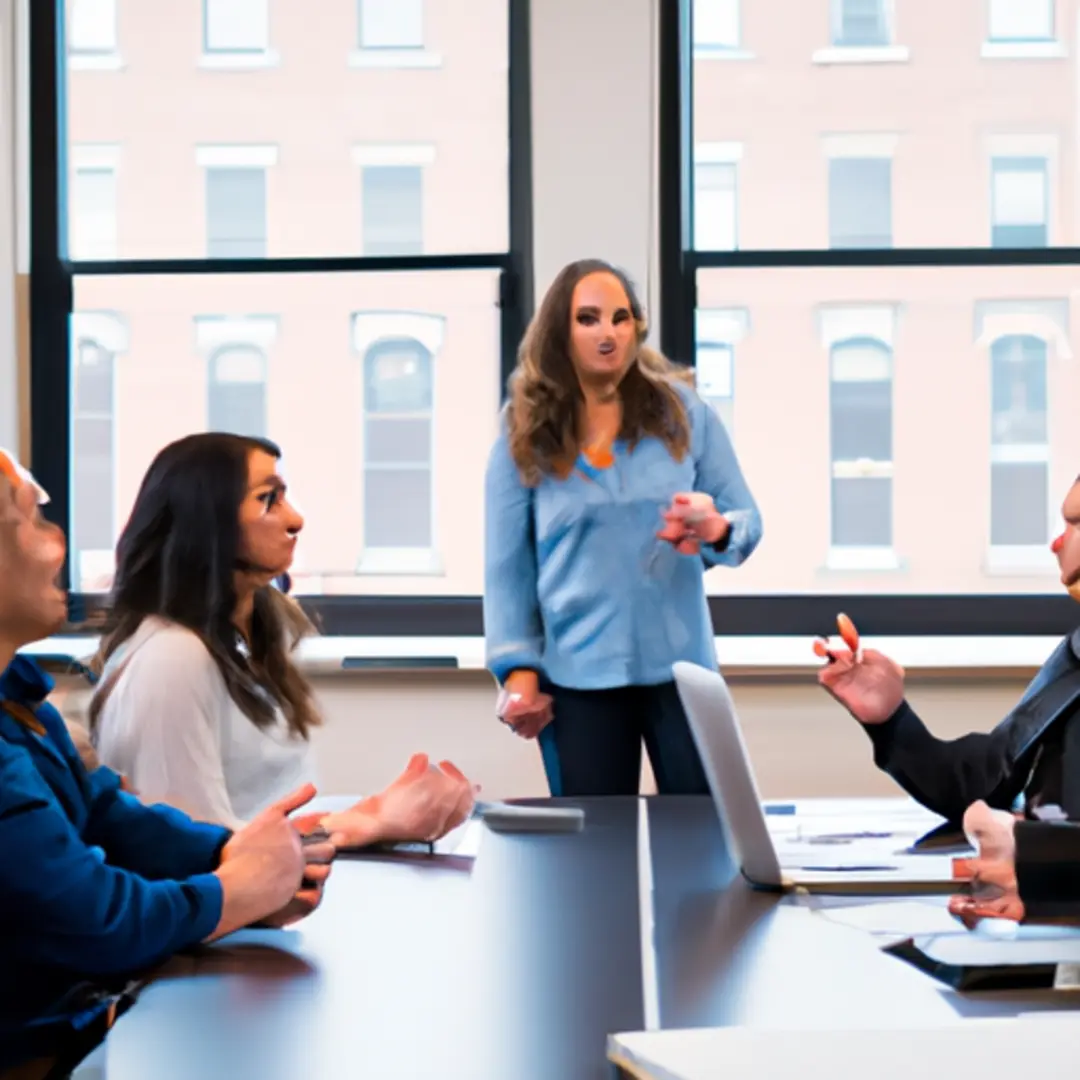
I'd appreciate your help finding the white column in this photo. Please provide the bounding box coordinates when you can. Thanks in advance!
[529,0,661,335]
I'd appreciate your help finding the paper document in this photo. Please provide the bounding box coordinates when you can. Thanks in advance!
[435,817,484,859]
[811,900,965,938]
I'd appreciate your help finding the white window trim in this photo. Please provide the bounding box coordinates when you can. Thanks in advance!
[696,307,750,346]
[196,144,279,169]
[195,315,279,353]
[975,303,1072,361]
[70,143,122,172]
[348,48,442,70]
[818,305,898,350]
[693,45,756,61]
[696,142,744,165]
[351,312,446,358]
[69,52,125,71]
[355,547,445,576]
[982,40,1066,59]
[72,312,128,354]
[813,45,910,65]
[821,133,899,159]
[198,48,280,69]
[826,545,901,572]
[351,143,437,168]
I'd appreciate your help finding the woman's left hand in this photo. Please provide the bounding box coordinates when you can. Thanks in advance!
[658,492,730,554]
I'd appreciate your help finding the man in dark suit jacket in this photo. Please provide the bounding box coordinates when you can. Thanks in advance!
[817,477,1080,833]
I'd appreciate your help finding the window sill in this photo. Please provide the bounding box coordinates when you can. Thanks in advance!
[693,46,756,62]
[198,50,280,71]
[22,634,1063,675]
[68,52,125,71]
[355,549,445,576]
[984,546,1059,576]
[812,45,911,65]
[981,40,1067,60]
[348,48,443,70]
[824,547,902,572]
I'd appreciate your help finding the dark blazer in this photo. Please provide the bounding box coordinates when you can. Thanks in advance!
[1015,819,1080,920]
[0,656,231,1069]
[865,629,1080,825]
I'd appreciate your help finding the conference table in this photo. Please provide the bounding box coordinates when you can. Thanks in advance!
[81,797,1080,1080]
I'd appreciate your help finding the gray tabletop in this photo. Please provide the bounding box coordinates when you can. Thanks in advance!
[88,797,1080,1080]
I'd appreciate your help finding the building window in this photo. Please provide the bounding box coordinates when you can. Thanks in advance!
[991,157,1048,247]
[69,0,117,55]
[829,158,892,248]
[208,347,267,438]
[694,162,738,251]
[989,0,1053,42]
[696,343,735,435]
[205,167,267,258]
[990,335,1050,549]
[203,0,269,53]
[361,166,423,256]
[832,0,890,47]
[70,336,117,591]
[71,160,117,260]
[830,338,894,558]
[359,0,424,49]
[363,339,434,555]
[693,0,740,51]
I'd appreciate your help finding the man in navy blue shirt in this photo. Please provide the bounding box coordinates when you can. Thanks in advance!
[0,449,335,1075]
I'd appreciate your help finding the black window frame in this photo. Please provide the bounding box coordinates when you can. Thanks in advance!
[30,0,534,637]
[657,0,1078,637]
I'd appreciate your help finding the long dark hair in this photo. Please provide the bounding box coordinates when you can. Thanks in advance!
[89,433,320,740]
[506,258,693,485]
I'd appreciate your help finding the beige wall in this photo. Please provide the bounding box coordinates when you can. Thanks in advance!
[54,669,1031,801]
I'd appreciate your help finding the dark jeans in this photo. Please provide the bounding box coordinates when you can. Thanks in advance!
[536,680,709,797]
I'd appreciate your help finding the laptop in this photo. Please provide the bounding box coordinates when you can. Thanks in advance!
[672,661,966,894]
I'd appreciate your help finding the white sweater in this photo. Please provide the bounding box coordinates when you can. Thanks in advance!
[93,616,318,830]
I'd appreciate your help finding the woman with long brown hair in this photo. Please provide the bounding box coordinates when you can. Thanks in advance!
[484,259,763,796]
[90,433,473,844]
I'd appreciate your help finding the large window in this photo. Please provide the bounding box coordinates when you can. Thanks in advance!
[673,0,1077,630]
[35,0,526,625]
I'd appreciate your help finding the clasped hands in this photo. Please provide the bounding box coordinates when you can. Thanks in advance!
[656,491,730,554]
[220,756,477,930]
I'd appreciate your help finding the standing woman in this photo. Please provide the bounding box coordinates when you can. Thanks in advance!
[484,258,763,797]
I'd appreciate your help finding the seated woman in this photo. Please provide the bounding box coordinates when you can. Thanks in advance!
[90,433,473,846]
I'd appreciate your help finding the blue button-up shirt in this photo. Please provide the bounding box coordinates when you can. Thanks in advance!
[484,386,762,690]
